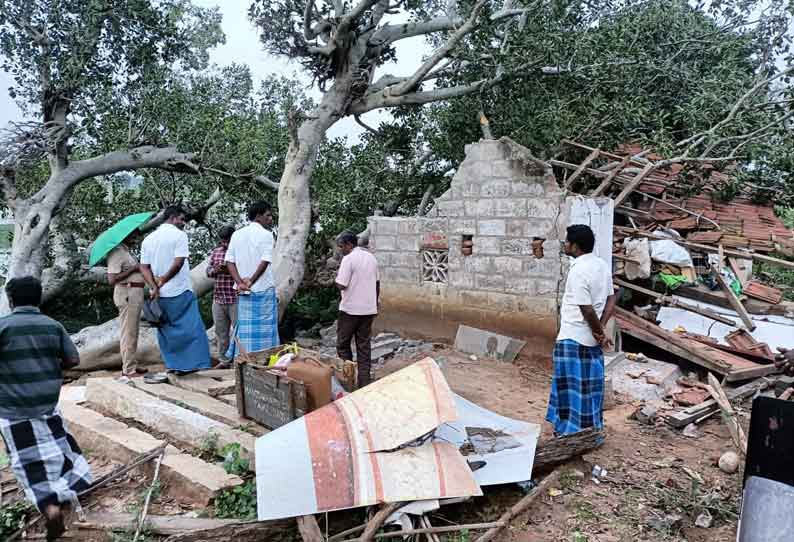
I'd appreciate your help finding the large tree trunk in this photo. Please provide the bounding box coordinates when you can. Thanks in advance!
[71,258,214,371]
[0,194,60,314]
[273,86,350,315]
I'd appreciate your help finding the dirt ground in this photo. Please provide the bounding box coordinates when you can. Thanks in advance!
[378,349,744,542]
[3,350,744,541]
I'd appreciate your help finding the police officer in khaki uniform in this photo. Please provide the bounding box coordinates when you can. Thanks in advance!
[107,233,148,378]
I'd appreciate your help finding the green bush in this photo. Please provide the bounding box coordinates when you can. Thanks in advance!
[215,480,257,519]
[0,502,32,539]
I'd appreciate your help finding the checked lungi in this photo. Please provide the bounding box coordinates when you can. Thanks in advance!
[226,288,280,359]
[545,339,605,435]
[0,410,92,512]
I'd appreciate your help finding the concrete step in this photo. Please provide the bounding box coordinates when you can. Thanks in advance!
[61,399,243,505]
[217,394,237,407]
[130,381,266,436]
[85,378,257,469]
[167,373,236,397]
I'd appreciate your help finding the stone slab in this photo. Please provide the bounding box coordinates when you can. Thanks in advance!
[218,394,237,407]
[453,325,526,363]
[167,373,236,397]
[607,356,683,402]
[60,400,243,505]
[85,378,257,469]
[131,381,267,436]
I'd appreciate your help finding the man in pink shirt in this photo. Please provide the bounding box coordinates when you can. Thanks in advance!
[335,231,379,388]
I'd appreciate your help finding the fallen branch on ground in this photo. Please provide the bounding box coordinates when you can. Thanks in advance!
[474,470,561,542]
[296,515,324,542]
[340,521,505,541]
[361,502,405,542]
[706,373,748,455]
[132,448,165,542]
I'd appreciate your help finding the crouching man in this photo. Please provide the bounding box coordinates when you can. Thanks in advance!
[0,277,92,540]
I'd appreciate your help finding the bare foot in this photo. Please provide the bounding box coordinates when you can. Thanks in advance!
[44,504,65,541]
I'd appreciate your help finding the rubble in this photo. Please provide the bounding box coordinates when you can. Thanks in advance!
[316,322,434,364]
[719,452,740,474]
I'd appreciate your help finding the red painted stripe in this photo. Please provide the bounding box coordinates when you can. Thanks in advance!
[305,403,355,511]
[348,397,385,503]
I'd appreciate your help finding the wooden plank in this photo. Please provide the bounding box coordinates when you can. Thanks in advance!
[711,264,756,331]
[665,377,772,428]
[592,154,632,196]
[614,163,656,207]
[615,227,794,270]
[723,364,780,382]
[564,149,599,188]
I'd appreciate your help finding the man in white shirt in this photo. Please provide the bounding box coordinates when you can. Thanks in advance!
[224,201,279,357]
[546,225,616,436]
[335,231,379,388]
[140,206,211,374]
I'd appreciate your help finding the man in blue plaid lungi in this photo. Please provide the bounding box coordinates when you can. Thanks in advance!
[546,225,616,435]
[0,277,92,540]
[225,201,280,358]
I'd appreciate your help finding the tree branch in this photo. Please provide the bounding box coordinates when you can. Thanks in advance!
[371,16,464,45]
[390,0,488,96]
[60,146,199,192]
[677,66,794,155]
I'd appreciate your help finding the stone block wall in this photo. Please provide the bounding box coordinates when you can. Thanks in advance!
[368,137,574,354]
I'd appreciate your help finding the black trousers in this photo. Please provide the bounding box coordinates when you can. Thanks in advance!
[336,311,375,388]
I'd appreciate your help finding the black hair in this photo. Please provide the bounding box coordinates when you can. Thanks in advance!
[248,201,272,221]
[566,224,595,253]
[5,276,43,308]
[163,205,185,221]
[218,225,235,242]
[336,230,358,246]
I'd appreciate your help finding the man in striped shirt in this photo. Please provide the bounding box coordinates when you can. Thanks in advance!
[0,276,92,540]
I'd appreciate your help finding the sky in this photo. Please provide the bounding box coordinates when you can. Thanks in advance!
[0,0,427,143]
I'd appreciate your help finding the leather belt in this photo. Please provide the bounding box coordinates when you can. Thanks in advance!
[121,282,146,288]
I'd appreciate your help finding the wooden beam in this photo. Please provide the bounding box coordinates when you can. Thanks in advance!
[616,308,733,373]
[591,154,632,196]
[564,149,599,188]
[614,227,794,270]
[665,377,773,428]
[75,514,246,536]
[723,364,780,382]
[706,373,748,455]
[562,140,650,167]
[711,264,756,331]
[613,278,736,327]
[614,163,656,207]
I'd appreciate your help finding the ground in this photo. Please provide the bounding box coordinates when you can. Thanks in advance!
[378,349,743,542]
[0,348,744,541]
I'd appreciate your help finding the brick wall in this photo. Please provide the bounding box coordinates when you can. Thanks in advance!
[367,137,576,350]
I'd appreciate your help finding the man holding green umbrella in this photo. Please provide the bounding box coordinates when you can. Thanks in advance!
[90,211,154,379]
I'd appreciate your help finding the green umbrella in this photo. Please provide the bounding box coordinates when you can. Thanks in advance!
[89,211,155,267]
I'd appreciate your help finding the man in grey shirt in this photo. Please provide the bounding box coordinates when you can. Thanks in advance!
[0,277,92,540]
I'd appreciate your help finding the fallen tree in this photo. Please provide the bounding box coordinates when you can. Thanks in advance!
[71,258,213,371]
